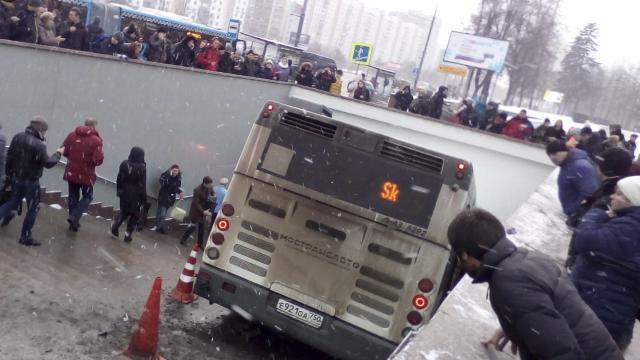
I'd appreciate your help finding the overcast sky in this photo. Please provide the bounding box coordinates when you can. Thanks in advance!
[363,0,638,68]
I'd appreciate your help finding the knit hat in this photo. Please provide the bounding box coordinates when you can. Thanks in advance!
[28,0,43,7]
[30,115,48,132]
[112,32,125,43]
[596,147,632,177]
[617,176,640,206]
[545,140,568,155]
[219,177,229,185]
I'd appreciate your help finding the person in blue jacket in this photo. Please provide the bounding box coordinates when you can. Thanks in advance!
[571,175,640,351]
[546,140,599,217]
[210,177,228,218]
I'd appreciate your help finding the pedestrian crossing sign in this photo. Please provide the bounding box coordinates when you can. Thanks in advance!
[350,43,373,65]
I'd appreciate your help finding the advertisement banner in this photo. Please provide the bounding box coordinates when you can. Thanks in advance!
[437,64,467,77]
[444,32,509,72]
[543,90,564,103]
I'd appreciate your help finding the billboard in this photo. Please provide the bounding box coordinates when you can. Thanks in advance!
[444,32,509,72]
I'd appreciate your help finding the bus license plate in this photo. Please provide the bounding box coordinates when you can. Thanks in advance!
[276,299,324,329]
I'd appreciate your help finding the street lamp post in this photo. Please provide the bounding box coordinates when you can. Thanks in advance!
[413,6,438,89]
[294,0,309,47]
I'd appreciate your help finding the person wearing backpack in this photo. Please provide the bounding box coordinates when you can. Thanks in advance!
[409,90,432,116]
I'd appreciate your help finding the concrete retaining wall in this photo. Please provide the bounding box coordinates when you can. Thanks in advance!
[0,40,290,206]
[0,40,553,218]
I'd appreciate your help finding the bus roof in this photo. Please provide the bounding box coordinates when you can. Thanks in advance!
[60,0,235,39]
[117,5,233,39]
[239,32,303,51]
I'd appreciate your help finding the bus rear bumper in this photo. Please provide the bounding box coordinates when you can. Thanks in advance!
[194,264,397,360]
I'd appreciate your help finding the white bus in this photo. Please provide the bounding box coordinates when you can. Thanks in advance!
[194,102,476,359]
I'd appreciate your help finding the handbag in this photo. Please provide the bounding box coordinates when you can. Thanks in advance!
[168,201,187,223]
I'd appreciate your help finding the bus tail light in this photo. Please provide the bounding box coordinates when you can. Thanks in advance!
[455,161,467,180]
[262,103,276,118]
[407,311,423,326]
[418,278,434,293]
[211,233,225,246]
[206,247,220,260]
[216,218,230,232]
[222,281,237,294]
[221,204,235,216]
[412,294,428,310]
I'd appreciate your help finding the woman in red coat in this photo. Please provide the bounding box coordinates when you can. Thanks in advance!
[502,109,534,140]
[194,38,221,72]
[62,118,104,231]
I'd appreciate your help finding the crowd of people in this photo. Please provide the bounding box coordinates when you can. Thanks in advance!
[0,116,227,247]
[446,125,640,358]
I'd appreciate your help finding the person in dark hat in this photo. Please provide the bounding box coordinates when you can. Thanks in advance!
[172,35,197,67]
[428,85,448,119]
[93,31,124,55]
[218,42,234,73]
[8,0,43,43]
[86,16,103,43]
[146,27,170,63]
[0,116,64,246]
[122,23,138,42]
[111,146,146,243]
[546,140,599,217]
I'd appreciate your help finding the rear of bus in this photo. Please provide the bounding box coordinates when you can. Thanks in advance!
[194,102,475,359]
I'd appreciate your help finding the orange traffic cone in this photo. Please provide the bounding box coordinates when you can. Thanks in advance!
[123,276,166,360]
[170,244,200,304]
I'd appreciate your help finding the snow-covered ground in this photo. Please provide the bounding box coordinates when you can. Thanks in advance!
[391,170,640,360]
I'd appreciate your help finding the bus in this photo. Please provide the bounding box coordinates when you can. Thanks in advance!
[236,32,337,73]
[194,101,476,359]
[57,0,237,44]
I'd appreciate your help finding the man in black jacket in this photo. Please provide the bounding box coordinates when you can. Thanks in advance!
[111,146,146,243]
[0,0,17,39]
[58,7,88,51]
[8,0,42,43]
[146,28,169,63]
[181,176,213,247]
[0,116,63,246]
[447,208,623,360]
[151,164,183,234]
[428,85,448,119]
